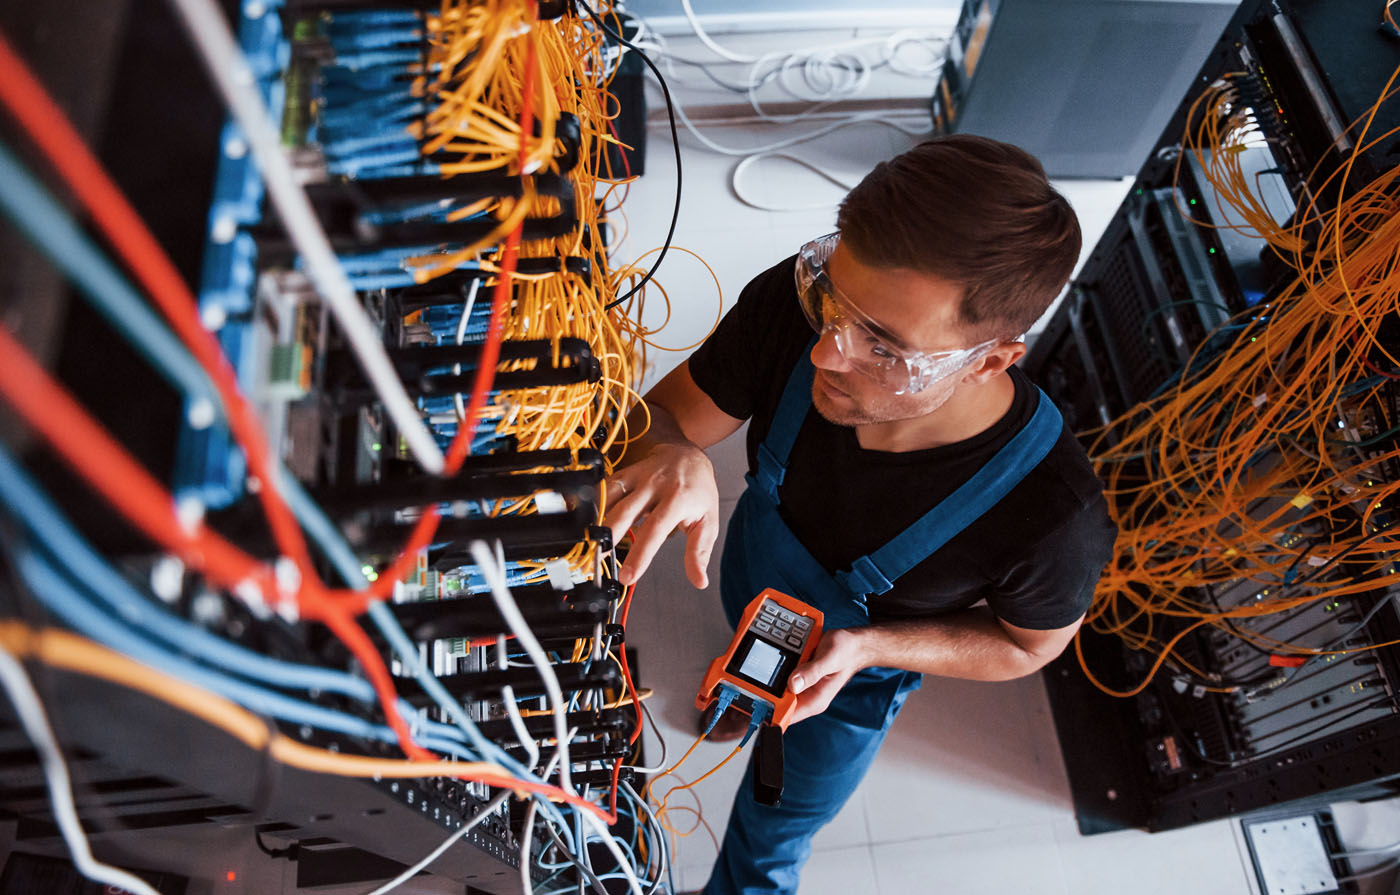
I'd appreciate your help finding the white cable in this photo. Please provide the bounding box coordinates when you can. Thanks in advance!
[519,796,540,895]
[1333,840,1400,858]
[579,811,644,895]
[167,0,446,475]
[499,634,540,770]
[623,697,669,775]
[452,275,484,426]
[634,8,945,114]
[0,648,161,895]
[620,781,670,895]
[471,540,574,793]
[466,551,642,895]
[679,0,756,63]
[362,789,512,895]
[730,152,857,211]
[1337,858,1400,884]
[663,84,932,158]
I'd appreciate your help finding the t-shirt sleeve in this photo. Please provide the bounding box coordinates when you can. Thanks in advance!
[983,496,1117,630]
[687,255,806,421]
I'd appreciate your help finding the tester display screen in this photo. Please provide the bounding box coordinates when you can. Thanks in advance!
[724,632,800,697]
[737,639,784,687]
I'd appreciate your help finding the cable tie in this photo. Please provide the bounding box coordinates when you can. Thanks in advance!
[234,579,272,619]
[186,397,216,430]
[149,556,185,606]
[175,494,206,533]
[274,556,302,600]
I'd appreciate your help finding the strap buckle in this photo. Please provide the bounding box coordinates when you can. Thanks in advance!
[836,555,893,597]
[753,443,786,501]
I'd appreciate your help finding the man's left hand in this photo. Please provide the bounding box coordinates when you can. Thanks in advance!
[787,628,869,725]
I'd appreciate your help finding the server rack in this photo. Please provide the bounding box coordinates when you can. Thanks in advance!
[0,0,652,889]
[932,0,1241,177]
[1024,0,1400,833]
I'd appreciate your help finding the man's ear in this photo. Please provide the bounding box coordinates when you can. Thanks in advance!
[962,341,1026,384]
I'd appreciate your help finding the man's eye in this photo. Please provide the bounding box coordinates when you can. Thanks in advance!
[865,338,898,360]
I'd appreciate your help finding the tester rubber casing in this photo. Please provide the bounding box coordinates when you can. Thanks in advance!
[696,588,824,731]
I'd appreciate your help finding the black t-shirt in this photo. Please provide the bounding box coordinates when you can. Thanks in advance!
[688,256,1117,630]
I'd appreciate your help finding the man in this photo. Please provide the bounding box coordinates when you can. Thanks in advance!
[605,135,1117,895]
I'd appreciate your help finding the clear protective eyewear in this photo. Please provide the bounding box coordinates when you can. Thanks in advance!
[794,234,1000,395]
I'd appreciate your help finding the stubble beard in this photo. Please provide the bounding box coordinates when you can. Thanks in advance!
[810,371,955,428]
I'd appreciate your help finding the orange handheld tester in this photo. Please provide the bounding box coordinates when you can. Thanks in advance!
[695,588,824,731]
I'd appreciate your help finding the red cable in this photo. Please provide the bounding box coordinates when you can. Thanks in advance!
[354,29,540,599]
[602,583,642,825]
[0,34,316,593]
[442,32,539,478]
[0,15,608,813]
[0,325,271,597]
[0,35,445,763]
[1354,333,1400,381]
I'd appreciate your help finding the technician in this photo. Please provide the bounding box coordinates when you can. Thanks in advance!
[605,135,1117,895]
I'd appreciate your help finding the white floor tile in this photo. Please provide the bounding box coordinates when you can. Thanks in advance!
[800,844,880,895]
[1053,816,1257,895]
[625,498,737,684]
[872,825,1069,895]
[812,788,872,852]
[861,673,1073,843]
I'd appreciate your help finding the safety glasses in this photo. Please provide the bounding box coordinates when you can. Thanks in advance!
[794,234,999,395]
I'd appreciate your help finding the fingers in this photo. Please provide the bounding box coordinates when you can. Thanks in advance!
[617,506,673,586]
[789,673,844,725]
[790,639,839,694]
[602,444,718,588]
[602,481,643,548]
[682,508,718,590]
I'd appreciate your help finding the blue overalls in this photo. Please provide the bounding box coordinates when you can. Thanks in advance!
[702,348,1063,895]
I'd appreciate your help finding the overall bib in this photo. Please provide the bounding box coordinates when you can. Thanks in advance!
[702,348,1062,895]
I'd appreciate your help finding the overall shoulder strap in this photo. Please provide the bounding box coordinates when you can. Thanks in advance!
[836,388,1064,596]
[749,340,817,502]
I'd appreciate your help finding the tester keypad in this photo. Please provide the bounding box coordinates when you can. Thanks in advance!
[757,598,814,651]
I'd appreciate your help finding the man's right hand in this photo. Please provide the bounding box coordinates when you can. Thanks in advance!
[604,440,720,589]
[604,361,743,589]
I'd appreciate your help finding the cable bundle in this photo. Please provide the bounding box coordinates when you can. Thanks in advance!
[1077,64,1400,700]
[0,0,690,890]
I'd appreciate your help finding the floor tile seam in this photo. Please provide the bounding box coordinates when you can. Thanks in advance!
[864,818,1064,849]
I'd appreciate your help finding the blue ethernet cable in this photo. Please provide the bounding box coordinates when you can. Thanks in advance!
[0,140,218,417]
[322,9,423,29]
[9,543,478,760]
[281,458,584,850]
[325,25,423,51]
[0,447,506,759]
[0,445,375,703]
[0,148,523,746]
[0,135,589,850]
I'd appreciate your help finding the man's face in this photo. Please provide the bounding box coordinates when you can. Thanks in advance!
[809,243,981,427]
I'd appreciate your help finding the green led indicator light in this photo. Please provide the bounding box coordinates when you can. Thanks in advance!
[1189,198,1197,205]
[362,564,374,575]
[1208,247,1216,254]
[372,442,382,452]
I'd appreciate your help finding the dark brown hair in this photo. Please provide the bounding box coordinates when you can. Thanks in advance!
[836,134,1081,341]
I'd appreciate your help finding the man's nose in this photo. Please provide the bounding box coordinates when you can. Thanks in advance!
[809,327,852,372]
